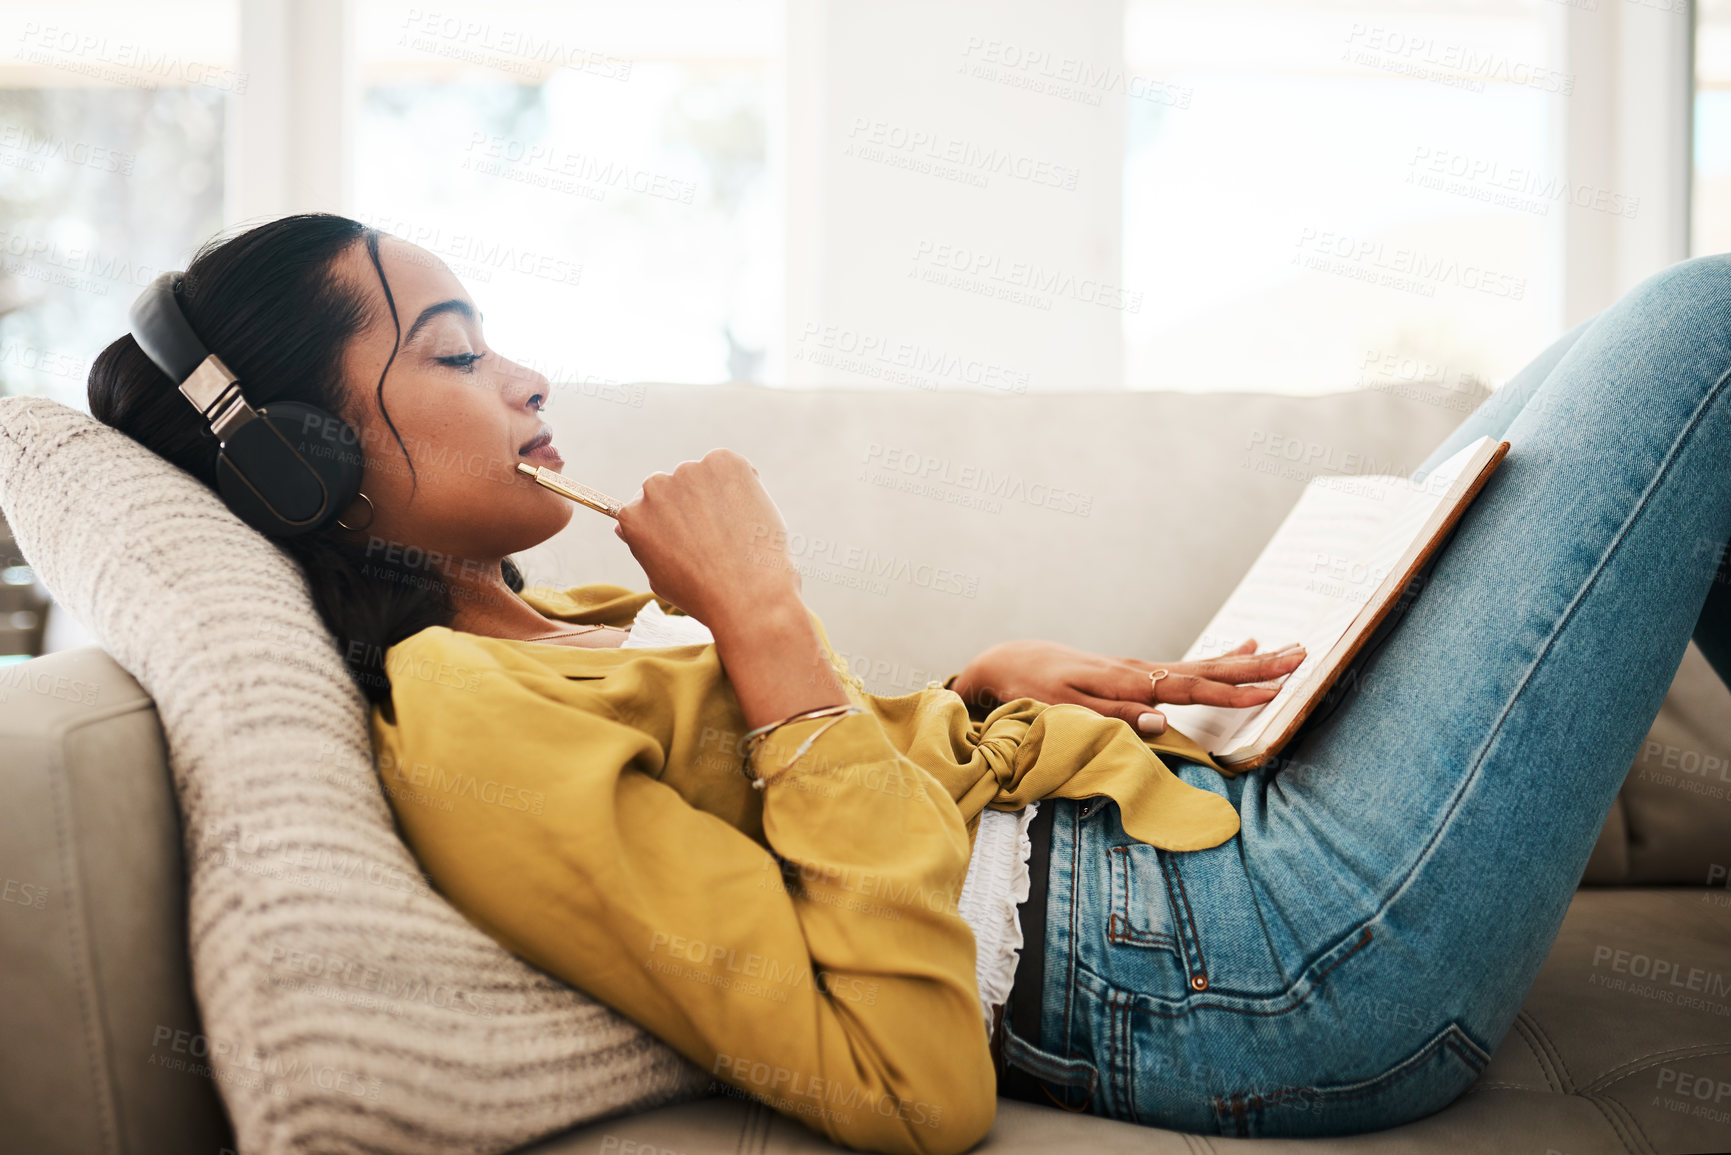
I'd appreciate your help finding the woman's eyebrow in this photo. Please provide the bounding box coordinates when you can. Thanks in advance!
[403,299,482,345]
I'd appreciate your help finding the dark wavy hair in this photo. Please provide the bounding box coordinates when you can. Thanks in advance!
[87,212,525,720]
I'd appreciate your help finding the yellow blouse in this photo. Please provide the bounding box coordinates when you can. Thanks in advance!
[368,583,1241,1155]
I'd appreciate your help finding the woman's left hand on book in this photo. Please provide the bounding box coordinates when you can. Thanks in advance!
[948,639,1305,735]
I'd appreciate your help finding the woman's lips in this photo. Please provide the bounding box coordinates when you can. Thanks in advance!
[522,442,564,466]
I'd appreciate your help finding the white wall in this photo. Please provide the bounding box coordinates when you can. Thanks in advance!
[783,0,1126,393]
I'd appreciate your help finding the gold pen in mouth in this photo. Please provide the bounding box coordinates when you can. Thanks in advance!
[515,462,624,518]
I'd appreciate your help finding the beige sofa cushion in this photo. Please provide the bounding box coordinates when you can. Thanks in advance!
[0,396,713,1155]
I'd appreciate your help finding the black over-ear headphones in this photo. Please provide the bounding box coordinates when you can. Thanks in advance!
[127,270,366,538]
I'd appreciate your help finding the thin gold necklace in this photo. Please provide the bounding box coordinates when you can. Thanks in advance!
[527,622,621,640]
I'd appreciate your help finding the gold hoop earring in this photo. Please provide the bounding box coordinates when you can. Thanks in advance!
[336,490,375,532]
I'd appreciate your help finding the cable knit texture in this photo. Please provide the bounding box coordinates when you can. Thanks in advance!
[0,396,714,1154]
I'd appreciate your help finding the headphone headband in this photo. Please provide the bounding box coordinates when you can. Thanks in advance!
[128,272,208,384]
[129,271,258,442]
[125,270,364,537]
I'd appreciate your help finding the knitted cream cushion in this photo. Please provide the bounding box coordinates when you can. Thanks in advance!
[0,396,712,1154]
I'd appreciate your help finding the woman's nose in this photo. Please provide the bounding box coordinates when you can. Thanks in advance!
[499,357,551,411]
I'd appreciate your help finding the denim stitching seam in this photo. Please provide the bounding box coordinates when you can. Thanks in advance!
[1121,983,1135,1122]
[1159,851,1209,987]
[1061,800,1081,1052]
[1243,1021,1485,1109]
[1106,846,1178,949]
[1103,926,1372,1021]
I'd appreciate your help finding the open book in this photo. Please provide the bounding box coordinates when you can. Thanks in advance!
[1159,434,1509,771]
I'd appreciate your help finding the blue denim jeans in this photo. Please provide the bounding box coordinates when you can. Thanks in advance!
[1000,254,1731,1137]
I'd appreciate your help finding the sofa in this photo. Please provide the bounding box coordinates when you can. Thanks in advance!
[3,380,1729,1154]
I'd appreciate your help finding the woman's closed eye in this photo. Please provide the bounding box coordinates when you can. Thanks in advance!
[435,351,488,373]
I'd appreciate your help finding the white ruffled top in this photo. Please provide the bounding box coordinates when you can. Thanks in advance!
[620,599,1035,1034]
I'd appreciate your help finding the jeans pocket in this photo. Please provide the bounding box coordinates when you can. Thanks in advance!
[1106,843,1182,957]
[1214,1020,1492,1139]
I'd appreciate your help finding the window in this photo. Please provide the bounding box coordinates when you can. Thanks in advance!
[354,0,778,387]
[0,0,1704,409]
[0,1,236,411]
[1123,0,1565,396]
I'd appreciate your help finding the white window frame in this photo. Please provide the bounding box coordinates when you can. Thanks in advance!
[225,0,357,226]
[1553,0,1695,326]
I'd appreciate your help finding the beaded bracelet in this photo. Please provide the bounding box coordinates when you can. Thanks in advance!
[740,704,863,790]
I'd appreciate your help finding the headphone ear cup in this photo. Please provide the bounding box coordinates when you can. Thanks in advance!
[214,401,365,538]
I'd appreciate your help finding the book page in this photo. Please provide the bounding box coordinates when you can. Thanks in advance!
[1157,474,1415,751]
[1159,436,1492,757]
[1242,436,1493,754]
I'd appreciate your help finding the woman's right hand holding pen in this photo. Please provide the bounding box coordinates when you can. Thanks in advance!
[612,448,850,731]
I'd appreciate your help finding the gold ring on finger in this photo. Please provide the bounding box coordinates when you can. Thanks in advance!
[1148,668,1170,698]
